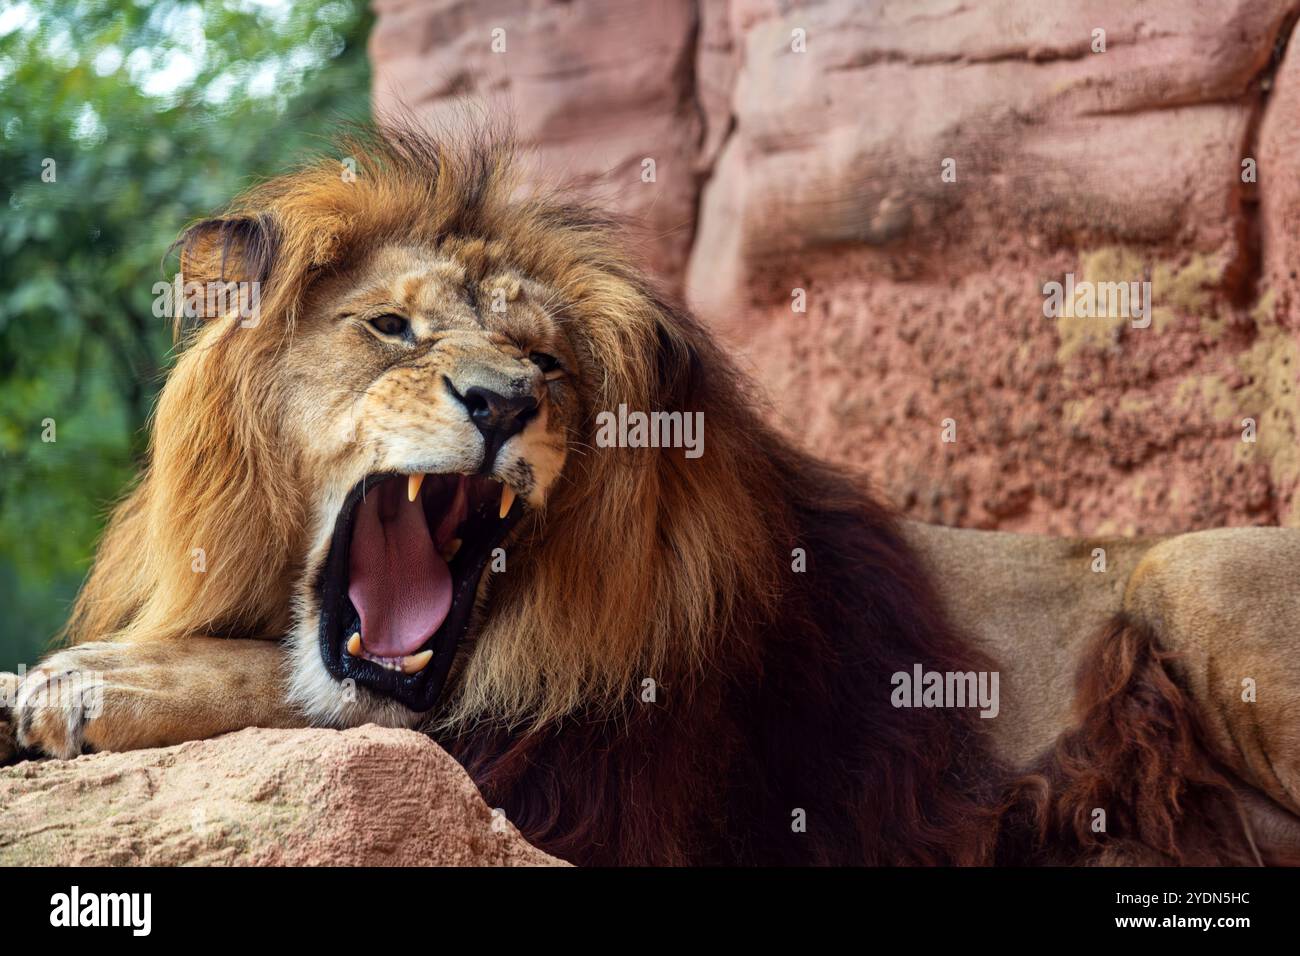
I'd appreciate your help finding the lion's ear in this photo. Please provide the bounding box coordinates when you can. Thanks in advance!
[173,214,279,291]
[168,214,280,338]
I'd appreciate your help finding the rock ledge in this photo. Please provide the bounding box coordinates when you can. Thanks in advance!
[0,726,566,866]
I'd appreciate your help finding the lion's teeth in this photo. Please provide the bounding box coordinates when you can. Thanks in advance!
[441,538,462,561]
[499,485,515,519]
[408,473,425,502]
[402,650,434,674]
[347,635,430,673]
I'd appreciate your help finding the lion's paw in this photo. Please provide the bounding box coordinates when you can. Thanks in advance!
[0,671,21,763]
[11,646,116,760]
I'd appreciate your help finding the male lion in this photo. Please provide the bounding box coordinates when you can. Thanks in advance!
[3,126,1299,866]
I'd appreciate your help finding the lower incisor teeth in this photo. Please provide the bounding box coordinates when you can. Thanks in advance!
[347,633,433,674]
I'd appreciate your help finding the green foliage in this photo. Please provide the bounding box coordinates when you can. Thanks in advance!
[0,0,373,669]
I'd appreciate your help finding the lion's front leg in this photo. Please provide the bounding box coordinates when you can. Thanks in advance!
[1,638,309,760]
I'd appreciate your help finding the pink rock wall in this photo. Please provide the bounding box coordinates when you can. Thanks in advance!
[371,0,1300,535]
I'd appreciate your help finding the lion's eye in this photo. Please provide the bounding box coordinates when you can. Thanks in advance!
[369,314,409,337]
[529,351,562,374]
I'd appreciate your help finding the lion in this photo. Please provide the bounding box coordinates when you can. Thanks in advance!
[3,124,1300,866]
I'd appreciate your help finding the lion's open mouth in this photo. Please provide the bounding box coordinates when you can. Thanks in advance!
[317,472,521,711]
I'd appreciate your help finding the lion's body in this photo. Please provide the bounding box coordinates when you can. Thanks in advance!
[907,522,1159,769]
[4,126,1300,866]
[912,521,1300,863]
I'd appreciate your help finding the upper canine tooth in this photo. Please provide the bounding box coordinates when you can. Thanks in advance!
[402,650,434,674]
[499,485,516,519]
[346,632,362,656]
[408,473,425,502]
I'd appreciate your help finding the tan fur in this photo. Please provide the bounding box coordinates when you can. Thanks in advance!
[8,639,298,760]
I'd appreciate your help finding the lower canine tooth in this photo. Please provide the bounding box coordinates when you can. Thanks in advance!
[499,485,516,519]
[408,473,425,502]
[402,650,434,674]
[346,632,362,656]
[441,538,462,561]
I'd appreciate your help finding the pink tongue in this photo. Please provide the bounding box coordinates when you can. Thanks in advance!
[347,479,451,658]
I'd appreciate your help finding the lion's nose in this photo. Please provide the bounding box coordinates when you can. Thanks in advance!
[460,386,539,439]
[448,381,539,466]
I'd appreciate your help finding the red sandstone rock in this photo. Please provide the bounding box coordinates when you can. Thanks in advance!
[0,727,565,866]
[371,0,1300,536]
[370,0,701,285]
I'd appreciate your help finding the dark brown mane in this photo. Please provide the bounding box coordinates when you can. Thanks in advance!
[432,216,1251,866]
[443,294,1012,865]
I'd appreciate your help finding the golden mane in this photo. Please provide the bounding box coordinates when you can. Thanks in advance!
[67,123,783,729]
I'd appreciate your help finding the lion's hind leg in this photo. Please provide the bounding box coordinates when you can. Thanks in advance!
[1018,613,1258,865]
[1118,529,1300,855]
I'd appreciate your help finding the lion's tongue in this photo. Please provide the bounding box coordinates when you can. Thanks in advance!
[347,479,451,658]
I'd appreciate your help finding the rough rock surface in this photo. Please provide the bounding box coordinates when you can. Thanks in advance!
[372,0,1300,535]
[0,726,566,866]
[370,0,702,285]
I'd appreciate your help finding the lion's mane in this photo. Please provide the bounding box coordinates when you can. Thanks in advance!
[66,123,1014,865]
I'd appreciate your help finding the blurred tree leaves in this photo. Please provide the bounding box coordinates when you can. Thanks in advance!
[0,0,373,669]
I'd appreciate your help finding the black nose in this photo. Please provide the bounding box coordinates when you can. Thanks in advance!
[448,380,539,466]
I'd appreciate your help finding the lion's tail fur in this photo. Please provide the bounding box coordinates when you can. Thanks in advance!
[998,613,1258,865]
